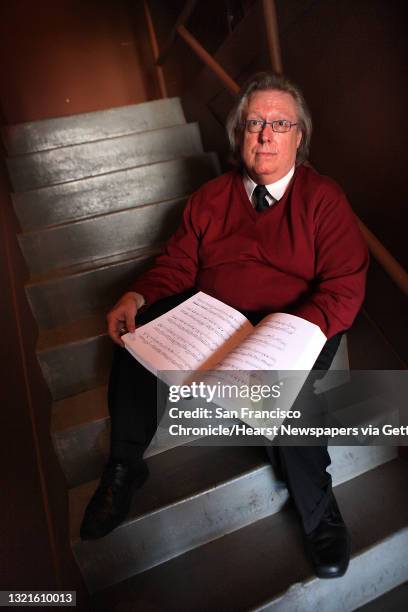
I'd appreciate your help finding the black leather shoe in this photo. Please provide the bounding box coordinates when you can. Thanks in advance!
[304,493,351,578]
[80,461,148,540]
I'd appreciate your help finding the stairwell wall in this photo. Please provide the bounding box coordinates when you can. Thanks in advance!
[0,162,57,589]
[0,0,158,601]
[0,155,90,604]
[0,0,155,124]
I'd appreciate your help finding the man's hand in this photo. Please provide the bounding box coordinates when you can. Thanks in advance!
[107,291,145,346]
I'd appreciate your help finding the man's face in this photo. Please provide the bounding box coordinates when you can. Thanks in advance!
[240,90,302,184]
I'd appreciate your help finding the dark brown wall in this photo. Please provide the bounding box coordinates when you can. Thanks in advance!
[0,165,56,589]
[278,0,407,268]
[0,161,88,603]
[0,0,155,124]
[278,0,408,363]
[0,1,153,602]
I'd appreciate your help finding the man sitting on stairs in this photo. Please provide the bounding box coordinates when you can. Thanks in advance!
[80,72,368,579]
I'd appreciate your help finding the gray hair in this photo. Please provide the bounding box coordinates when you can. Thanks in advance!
[226,72,312,165]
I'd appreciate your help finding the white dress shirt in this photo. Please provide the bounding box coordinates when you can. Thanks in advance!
[243,166,295,207]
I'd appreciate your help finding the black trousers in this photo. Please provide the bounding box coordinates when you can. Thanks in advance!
[108,292,342,534]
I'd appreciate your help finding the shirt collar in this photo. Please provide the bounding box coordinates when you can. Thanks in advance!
[243,166,295,203]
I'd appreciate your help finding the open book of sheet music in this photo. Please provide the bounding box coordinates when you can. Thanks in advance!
[122,292,327,439]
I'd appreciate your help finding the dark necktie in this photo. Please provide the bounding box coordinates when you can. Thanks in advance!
[254,184,271,213]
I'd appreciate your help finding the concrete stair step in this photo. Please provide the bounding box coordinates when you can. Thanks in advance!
[355,580,408,611]
[88,458,408,610]
[70,444,285,592]
[37,313,111,400]
[13,153,219,231]
[26,246,160,329]
[52,385,110,486]
[52,385,110,487]
[19,196,187,275]
[53,384,109,434]
[52,383,218,487]
[28,245,161,284]
[2,98,186,155]
[7,122,203,191]
[70,443,398,593]
[52,368,398,488]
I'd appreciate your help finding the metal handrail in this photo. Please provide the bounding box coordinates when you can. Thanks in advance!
[177,25,240,95]
[358,220,408,296]
[262,0,282,74]
[156,0,199,66]
[145,0,240,95]
[143,0,167,98]
[143,0,408,298]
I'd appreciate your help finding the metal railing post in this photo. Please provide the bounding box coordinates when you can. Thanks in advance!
[143,0,168,98]
[262,0,283,74]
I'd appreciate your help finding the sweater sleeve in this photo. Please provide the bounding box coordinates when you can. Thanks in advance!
[290,187,369,339]
[128,193,200,305]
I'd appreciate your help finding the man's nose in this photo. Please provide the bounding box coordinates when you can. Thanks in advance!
[259,123,276,142]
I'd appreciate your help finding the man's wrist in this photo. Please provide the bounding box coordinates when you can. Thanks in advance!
[124,291,146,309]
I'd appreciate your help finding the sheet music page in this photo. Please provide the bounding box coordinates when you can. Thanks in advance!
[122,292,252,377]
[215,312,326,371]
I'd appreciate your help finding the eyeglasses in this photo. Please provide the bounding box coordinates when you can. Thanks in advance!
[243,119,298,133]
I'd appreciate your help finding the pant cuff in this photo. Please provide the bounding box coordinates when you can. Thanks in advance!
[301,485,332,535]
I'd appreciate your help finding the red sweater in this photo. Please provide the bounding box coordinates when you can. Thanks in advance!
[130,164,369,339]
